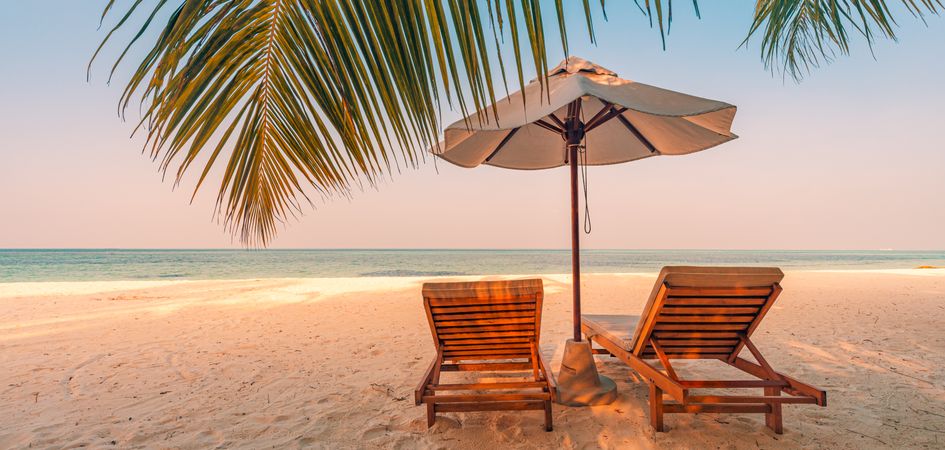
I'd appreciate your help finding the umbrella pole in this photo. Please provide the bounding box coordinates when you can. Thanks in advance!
[556,112,617,406]
[569,143,582,342]
[564,99,586,343]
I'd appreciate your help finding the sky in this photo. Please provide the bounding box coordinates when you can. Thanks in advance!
[0,2,943,250]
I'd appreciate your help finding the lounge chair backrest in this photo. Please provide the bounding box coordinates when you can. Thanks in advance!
[629,266,784,359]
[422,279,543,360]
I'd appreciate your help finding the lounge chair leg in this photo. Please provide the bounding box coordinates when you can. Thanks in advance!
[649,382,664,432]
[426,402,435,428]
[544,400,554,431]
[765,387,783,434]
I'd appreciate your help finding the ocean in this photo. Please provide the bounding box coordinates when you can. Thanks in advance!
[0,249,943,282]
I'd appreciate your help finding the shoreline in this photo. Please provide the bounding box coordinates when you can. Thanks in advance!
[3,267,945,298]
[5,249,944,286]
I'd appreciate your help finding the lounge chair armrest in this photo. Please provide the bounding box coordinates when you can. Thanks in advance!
[415,353,440,405]
[537,351,558,401]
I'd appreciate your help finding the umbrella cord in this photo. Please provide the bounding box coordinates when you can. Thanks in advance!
[579,107,592,235]
[579,141,591,235]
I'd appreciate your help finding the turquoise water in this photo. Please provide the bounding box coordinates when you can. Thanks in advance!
[0,249,943,282]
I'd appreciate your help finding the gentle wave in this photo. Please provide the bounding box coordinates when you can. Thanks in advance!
[359,270,468,277]
[1,249,943,282]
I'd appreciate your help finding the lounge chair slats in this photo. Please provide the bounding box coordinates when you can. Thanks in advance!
[437,312,535,320]
[435,402,547,413]
[653,331,742,339]
[416,279,555,431]
[652,323,749,330]
[657,315,757,322]
[666,287,773,297]
[444,337,532,345]
[582,266,827,434]
[440,362,534,372]
[442,343,531,350]
[658,339,740,346]
[436,317,535,326]
[660,307,761,314]
[443,348,532,356]
[424,393,550,402]
[438,331,534,340]
[430,381,548,391]
[665,297,768,305]
[641,353,731,359]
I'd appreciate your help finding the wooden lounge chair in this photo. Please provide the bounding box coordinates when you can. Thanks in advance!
[415,279,556,431]
[582,266,826,433]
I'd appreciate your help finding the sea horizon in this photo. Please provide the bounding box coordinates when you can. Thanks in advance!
[5,247,945,251]
[3,248,943,283]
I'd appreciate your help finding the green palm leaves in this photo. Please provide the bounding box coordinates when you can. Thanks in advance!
[93,1,939,245]
[94,0,597,245]
[747,1,942,80]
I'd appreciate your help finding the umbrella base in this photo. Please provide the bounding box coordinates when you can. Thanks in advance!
[555,339,617,406]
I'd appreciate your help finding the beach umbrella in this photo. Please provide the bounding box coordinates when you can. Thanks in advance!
[432,56,738,404]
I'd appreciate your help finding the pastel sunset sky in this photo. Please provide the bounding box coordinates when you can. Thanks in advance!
[1,2,943,249]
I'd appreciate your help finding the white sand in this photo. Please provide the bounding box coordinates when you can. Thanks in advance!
[1,271,944,449]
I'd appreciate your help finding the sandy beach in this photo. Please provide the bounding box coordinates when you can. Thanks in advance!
[1,270,944,449]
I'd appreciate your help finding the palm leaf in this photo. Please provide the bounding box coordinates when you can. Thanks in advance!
[92,1,607,246]
[92,0,939,245]
[745,0,942,80]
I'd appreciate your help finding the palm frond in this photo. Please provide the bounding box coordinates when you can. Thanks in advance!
[92,0,604,246]
[632,0,694,49]
[746,0,942,80]
[92,0,940,245]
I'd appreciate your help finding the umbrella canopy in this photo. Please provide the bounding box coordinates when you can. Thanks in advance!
[435,57,737,170]
[432,57,738,342]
